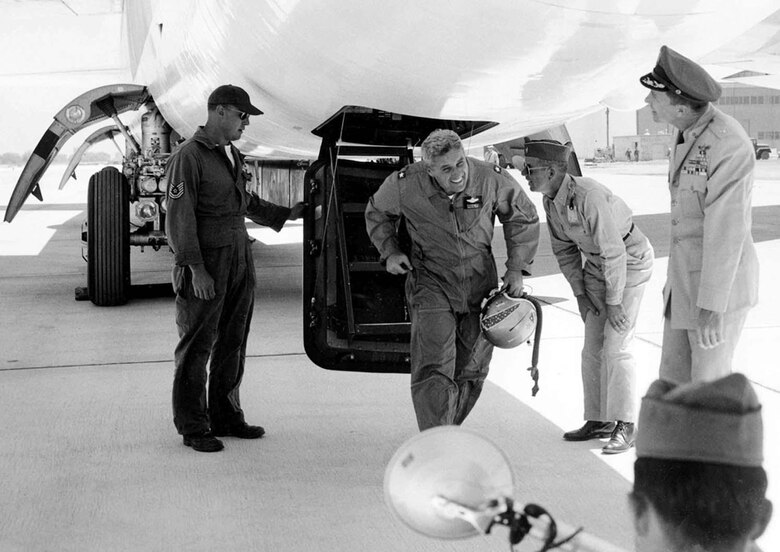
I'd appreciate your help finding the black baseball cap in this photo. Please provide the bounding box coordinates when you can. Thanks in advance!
[207,84,263,115]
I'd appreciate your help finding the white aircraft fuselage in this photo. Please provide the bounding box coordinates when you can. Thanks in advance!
[128,1,779,158]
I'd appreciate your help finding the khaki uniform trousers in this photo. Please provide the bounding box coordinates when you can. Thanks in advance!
[659,304,748,383]
[581,259,652,423]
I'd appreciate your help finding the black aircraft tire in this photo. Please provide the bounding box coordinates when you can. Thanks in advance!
[760,151,770,160]
[87,167,130,306]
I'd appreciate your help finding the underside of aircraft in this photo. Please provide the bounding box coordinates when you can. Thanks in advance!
[3,0,779,373]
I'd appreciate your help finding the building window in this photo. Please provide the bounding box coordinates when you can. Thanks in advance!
[758,132,765,139]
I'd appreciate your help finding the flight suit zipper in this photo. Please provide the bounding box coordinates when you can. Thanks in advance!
[449,194,468,311]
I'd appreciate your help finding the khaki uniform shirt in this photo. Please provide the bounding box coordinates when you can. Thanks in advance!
[544,174,652,305]
[666,105,759,329]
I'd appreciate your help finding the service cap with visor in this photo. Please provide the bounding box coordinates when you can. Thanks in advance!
[639,45,722,103]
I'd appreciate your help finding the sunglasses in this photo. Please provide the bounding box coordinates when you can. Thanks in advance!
[223,106,250,121]
[523,163,547,174]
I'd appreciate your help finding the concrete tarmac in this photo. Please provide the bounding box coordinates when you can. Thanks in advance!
[1,161,778,551]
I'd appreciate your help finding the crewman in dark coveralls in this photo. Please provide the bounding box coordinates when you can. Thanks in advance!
[365,129,539,430]
[166,84,305,452]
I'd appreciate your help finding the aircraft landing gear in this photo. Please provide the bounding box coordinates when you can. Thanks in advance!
[87,166,130,306]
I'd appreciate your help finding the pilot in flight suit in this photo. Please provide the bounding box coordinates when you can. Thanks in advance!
[521,140,653,454]
[365,129,539,431]
[166,85,303,452]
[641,46,759,383]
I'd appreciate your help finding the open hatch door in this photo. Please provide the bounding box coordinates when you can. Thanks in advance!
[303,106,497,373]
[4,84,150,223]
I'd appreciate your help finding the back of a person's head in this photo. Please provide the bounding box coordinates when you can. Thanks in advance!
[633,457,768,549]
[633,374,771,550]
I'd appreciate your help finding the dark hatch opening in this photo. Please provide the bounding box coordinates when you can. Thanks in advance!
[312,105,497,148]
[304,106,499,373]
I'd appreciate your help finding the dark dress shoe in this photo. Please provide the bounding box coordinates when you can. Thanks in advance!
[183,431,224,452]
[602,421,636,454]
[213,423,266,439]
[563,420,616,441]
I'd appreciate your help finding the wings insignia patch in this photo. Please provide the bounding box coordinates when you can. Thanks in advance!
[169,181,185,200]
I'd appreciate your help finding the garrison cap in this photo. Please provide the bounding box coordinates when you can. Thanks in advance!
[640,45,722,103]
[207,84,263,115]
[636,373,763,467]
[523,140,572,163]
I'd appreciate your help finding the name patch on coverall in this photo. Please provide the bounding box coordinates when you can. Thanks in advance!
[464,196,483,209]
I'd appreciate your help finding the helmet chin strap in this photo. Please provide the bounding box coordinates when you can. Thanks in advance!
[523,293,543,396]
[480,288,544,396]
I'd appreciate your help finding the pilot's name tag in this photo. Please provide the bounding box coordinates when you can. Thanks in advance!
[464,195,483,209]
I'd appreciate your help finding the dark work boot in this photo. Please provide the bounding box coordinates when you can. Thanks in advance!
[183,431,224,452]
[563,420,616,441]
[213,423,265,439]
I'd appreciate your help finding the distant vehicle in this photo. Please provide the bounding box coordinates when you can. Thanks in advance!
[752,138,772,160]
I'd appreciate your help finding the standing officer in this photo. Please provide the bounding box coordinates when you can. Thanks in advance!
[365,129,539,431]
[640,46,759,383]
[631,373,772,552]
[166,84,305,452]
[519,140,653,454]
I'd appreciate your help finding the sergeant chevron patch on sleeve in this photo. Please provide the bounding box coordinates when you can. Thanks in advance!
[169,181,185,199]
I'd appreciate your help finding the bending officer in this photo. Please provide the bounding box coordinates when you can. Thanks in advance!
[520,140,653,454]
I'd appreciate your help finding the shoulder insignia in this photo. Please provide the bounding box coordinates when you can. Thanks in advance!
[706,115,730,140]
[398,171,406,179]
[169,180,185,200]
[566,180,578,223]
[493,164,502,173]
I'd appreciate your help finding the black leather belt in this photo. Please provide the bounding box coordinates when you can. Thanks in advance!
[622,223,635,241]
